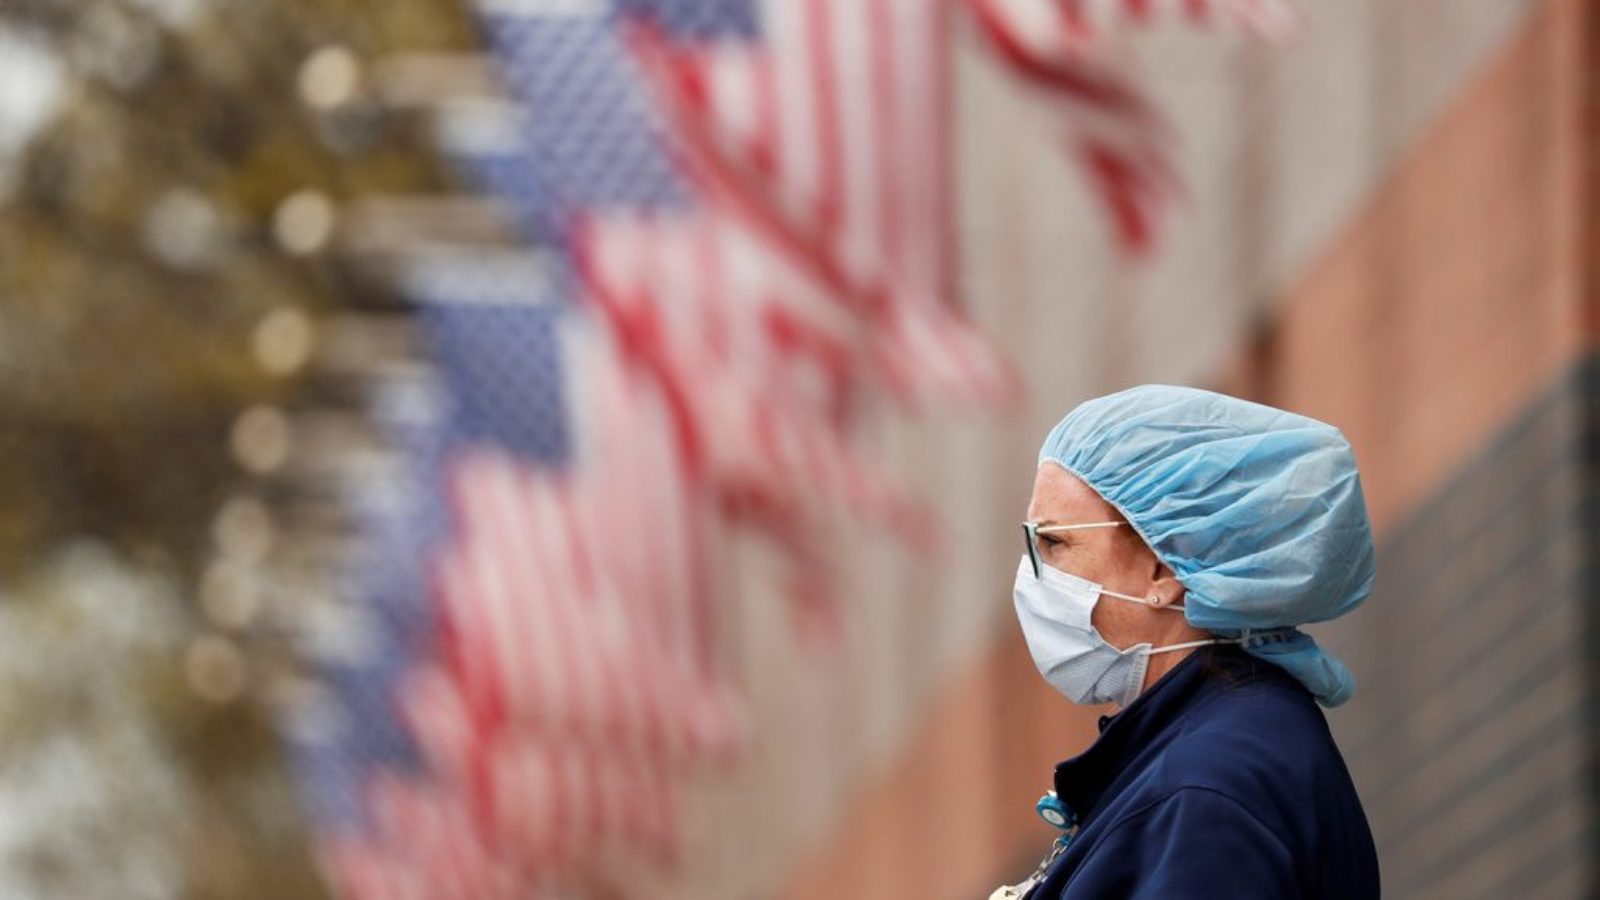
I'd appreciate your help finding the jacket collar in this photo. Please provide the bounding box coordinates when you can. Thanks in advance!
[1051,646,1273,824]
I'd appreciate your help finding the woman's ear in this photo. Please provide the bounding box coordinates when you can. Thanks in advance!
[1149,560,1187,608]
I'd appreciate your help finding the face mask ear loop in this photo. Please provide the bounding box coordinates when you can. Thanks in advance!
[1145,637,1236,656]
[1099,586,1163,606]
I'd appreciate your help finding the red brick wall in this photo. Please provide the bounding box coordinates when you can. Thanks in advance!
[1218,0,1590,535]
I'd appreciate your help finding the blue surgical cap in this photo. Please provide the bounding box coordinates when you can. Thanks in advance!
[1037,384,1375,707]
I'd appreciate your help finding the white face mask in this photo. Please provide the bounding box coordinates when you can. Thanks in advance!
[1012,556,1231,708]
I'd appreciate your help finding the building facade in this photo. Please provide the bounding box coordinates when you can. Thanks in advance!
[657,1,1599,897]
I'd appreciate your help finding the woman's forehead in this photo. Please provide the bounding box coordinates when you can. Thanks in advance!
[1028,462,1122,522]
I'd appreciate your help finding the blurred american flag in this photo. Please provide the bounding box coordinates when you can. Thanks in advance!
[965,0,1294,252]
[287,0,1290,897]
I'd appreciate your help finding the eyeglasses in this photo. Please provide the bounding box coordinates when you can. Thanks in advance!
[1021,520,1125,579]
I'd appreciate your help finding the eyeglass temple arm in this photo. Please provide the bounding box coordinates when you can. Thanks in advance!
[1030,522,1125,534]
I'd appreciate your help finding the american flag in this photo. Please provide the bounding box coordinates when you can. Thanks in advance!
[409,288,745,881]
[298,251,739,897]
[291,0,1291,896]
[971,0,1294,51]
[284,324,458,897]
[621,0,1017,414]
[476,0,988,631]
[963,0,1294,253]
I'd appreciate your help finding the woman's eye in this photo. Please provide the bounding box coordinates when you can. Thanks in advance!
[1040,534,1065,550]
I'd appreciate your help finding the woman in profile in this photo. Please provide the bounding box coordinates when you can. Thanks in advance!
[995,385,1380,899]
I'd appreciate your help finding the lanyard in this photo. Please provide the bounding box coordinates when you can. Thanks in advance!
[987,792,1080,900]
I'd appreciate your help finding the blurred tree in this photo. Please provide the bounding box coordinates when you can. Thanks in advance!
[0,0,472,574]
[0,544,209,899]
[0,0,476,897]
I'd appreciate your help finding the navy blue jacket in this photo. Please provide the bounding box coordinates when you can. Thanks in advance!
[1029,645,1379,899]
